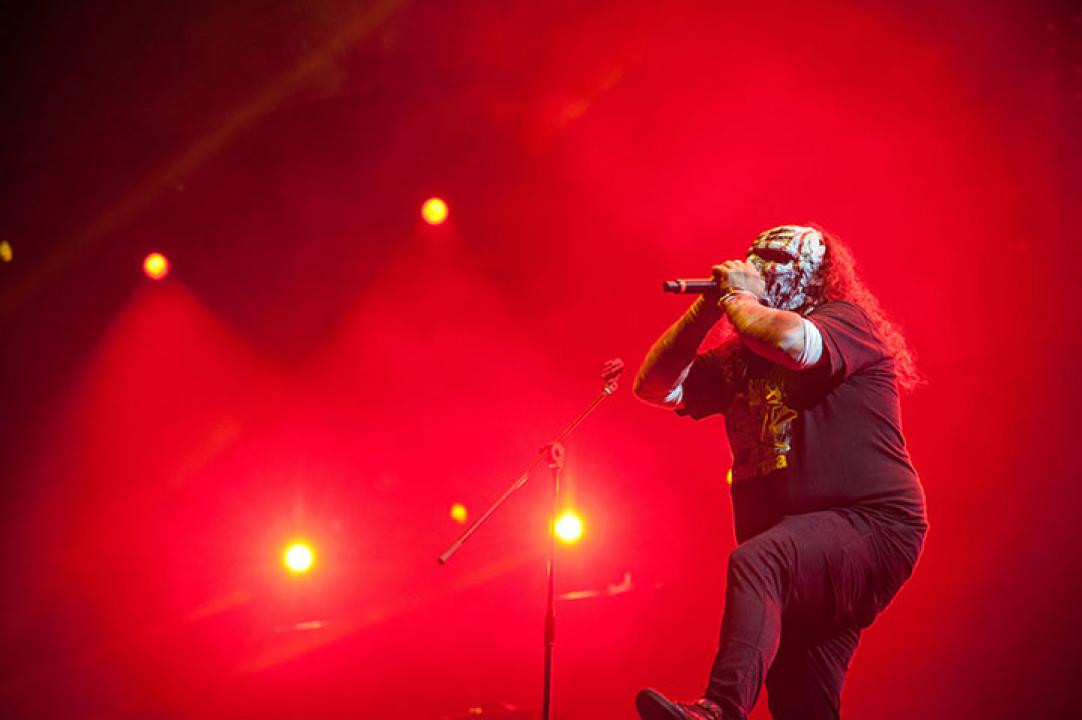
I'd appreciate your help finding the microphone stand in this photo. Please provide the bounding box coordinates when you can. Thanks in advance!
[438,359,624,720]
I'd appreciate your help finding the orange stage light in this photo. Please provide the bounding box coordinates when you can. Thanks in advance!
[450,502,468,524]
[421,197,449,225]
[143,252,170,280]
[554,511,584,544]
[283,542,314,574]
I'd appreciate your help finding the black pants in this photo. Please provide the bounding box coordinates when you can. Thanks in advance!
[704,509,924,720]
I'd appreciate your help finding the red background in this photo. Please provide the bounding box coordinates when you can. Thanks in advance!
[1,1,1079,717]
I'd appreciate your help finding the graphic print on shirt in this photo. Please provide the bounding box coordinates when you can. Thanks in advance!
[728,368,797,481]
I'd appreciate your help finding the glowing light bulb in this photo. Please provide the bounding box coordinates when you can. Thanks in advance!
[554,511,584,543]
[143,252,170,280]
[283,542,314,574]
[421,197,449,225]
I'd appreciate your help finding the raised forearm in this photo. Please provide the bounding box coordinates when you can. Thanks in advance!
[723,293,807,369]
[633,296,724,404]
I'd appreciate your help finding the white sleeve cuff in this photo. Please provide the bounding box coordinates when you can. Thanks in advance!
[662,384,685,406]
[796,317,824,368]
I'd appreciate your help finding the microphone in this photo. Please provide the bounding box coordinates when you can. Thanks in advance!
[662,279,719,294]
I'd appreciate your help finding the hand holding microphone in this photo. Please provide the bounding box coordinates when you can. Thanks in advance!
[663,259,766,303]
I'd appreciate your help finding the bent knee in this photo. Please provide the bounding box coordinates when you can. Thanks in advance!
[727,537,790,592]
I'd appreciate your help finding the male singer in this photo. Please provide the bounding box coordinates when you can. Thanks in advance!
[633,225,927,720]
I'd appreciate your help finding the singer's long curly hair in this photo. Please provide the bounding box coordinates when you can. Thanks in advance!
[814,225,922,391]
[707,225,922,392]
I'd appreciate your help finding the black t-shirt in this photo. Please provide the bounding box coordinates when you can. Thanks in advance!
[678,300,927,542]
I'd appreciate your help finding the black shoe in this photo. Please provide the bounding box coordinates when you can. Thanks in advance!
[635,689,726,720]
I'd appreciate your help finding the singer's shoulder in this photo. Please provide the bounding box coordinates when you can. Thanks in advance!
[808,300,868,322]
[807,301,879,337]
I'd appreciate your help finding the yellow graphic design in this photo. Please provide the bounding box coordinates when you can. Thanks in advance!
[759,381,798,451]
[731,374,797,480]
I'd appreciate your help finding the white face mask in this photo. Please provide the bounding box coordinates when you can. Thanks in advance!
[746,225,827,312]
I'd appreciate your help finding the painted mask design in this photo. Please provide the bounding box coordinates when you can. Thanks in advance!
[746,225,827,312]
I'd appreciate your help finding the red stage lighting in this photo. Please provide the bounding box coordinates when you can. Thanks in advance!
[283,542,315,574]
[554,511,584,544]
[143,252,170,280]
[421,197,449,225]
